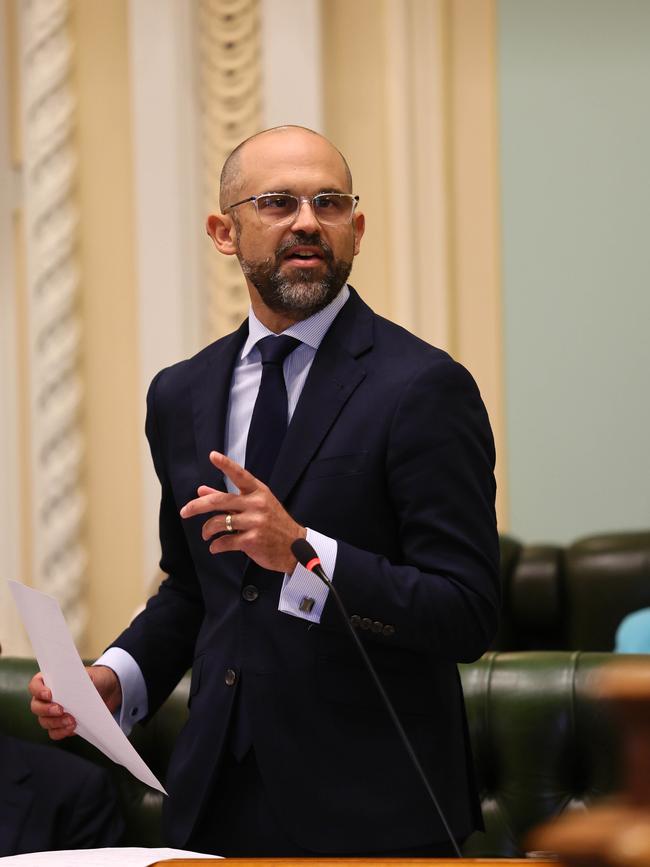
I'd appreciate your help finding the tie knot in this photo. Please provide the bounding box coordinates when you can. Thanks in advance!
[256,335,301,366]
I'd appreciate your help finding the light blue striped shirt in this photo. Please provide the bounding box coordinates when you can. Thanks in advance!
[96,286,348,732]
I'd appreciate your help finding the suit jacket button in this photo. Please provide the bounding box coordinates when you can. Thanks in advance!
[225,669,237,686]
[371,620,383,633]
[382,624,395,637]
[361,618,372,630]
[242,584,259,602]
[350,615,361,628]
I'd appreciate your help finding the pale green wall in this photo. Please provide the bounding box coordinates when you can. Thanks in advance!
[498,0,650,544]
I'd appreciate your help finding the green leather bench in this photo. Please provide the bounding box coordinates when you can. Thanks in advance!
[495,530,650,651]
[0,652,630,857]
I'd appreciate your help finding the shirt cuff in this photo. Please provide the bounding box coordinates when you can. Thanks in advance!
[278,528,337,623]
[94,647,148,736]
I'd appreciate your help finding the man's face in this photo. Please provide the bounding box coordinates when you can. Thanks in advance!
[226,131,364,320]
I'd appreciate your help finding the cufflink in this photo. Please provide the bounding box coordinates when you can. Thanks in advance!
[299,596,315,613]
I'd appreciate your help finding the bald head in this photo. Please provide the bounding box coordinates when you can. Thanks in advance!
[219,126,353,212]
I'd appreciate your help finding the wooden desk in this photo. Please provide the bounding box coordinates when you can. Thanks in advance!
[150,859,558,866]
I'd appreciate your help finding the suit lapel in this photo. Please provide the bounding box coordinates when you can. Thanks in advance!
[192,320,248,492]
[0,737,33,857]
[270,288,374,503]
[189,289,374,505]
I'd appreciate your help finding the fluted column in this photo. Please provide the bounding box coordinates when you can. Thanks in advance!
[197,0,263,340]
[18,0,86,641]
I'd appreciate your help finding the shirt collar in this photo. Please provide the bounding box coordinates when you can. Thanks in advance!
[241,284,350,360]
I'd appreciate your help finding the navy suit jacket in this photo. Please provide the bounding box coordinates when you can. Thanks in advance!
[0,734,124,856]
[113,287,500,852]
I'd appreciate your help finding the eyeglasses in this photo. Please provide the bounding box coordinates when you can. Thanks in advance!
[224,192,359,227]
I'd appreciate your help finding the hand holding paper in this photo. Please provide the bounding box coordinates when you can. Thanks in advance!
[29,664,122,740]
[9,580,167,794]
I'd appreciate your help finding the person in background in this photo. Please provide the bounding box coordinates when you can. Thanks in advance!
[615,608,650,653]
[29,126,500,857]
[0,642,124,856]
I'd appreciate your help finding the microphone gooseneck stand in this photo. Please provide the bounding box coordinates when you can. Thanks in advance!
[291,538,462,859]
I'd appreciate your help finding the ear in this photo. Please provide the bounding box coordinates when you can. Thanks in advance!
[206,213,237,255]
[352,211,365,256]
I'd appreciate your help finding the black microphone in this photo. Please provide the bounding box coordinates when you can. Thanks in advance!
[291,538,462,858]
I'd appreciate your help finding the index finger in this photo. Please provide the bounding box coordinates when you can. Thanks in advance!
[209,450,259,494]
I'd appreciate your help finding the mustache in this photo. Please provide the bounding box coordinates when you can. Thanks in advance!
[274,233,335,265]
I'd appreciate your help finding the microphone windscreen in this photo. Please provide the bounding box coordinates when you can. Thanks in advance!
[291,537,319,568]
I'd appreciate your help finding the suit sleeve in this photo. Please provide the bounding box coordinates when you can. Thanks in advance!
[110,370,205,717]
[320,358,500,662]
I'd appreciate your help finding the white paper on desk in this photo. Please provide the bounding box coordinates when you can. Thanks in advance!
[8,580,167,795]
[0,846,220,865]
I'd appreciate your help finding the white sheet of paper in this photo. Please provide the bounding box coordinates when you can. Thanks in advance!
[0,846,220,865]
[8,580,167,795]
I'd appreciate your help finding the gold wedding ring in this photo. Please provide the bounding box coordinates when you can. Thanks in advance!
[225,513,234,533]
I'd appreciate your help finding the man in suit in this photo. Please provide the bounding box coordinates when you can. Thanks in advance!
[29,126,500,856]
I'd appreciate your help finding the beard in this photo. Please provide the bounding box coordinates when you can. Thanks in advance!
[237,232,353,319]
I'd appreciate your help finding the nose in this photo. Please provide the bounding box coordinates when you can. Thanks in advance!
[290,197,320,233]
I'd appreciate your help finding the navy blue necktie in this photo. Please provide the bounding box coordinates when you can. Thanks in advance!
[230,335,300,761]
[245,335,301,485]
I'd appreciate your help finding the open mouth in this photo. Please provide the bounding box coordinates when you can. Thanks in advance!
[283,246,325,266]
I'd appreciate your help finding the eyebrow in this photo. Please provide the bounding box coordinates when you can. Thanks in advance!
[258,188,349,196]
